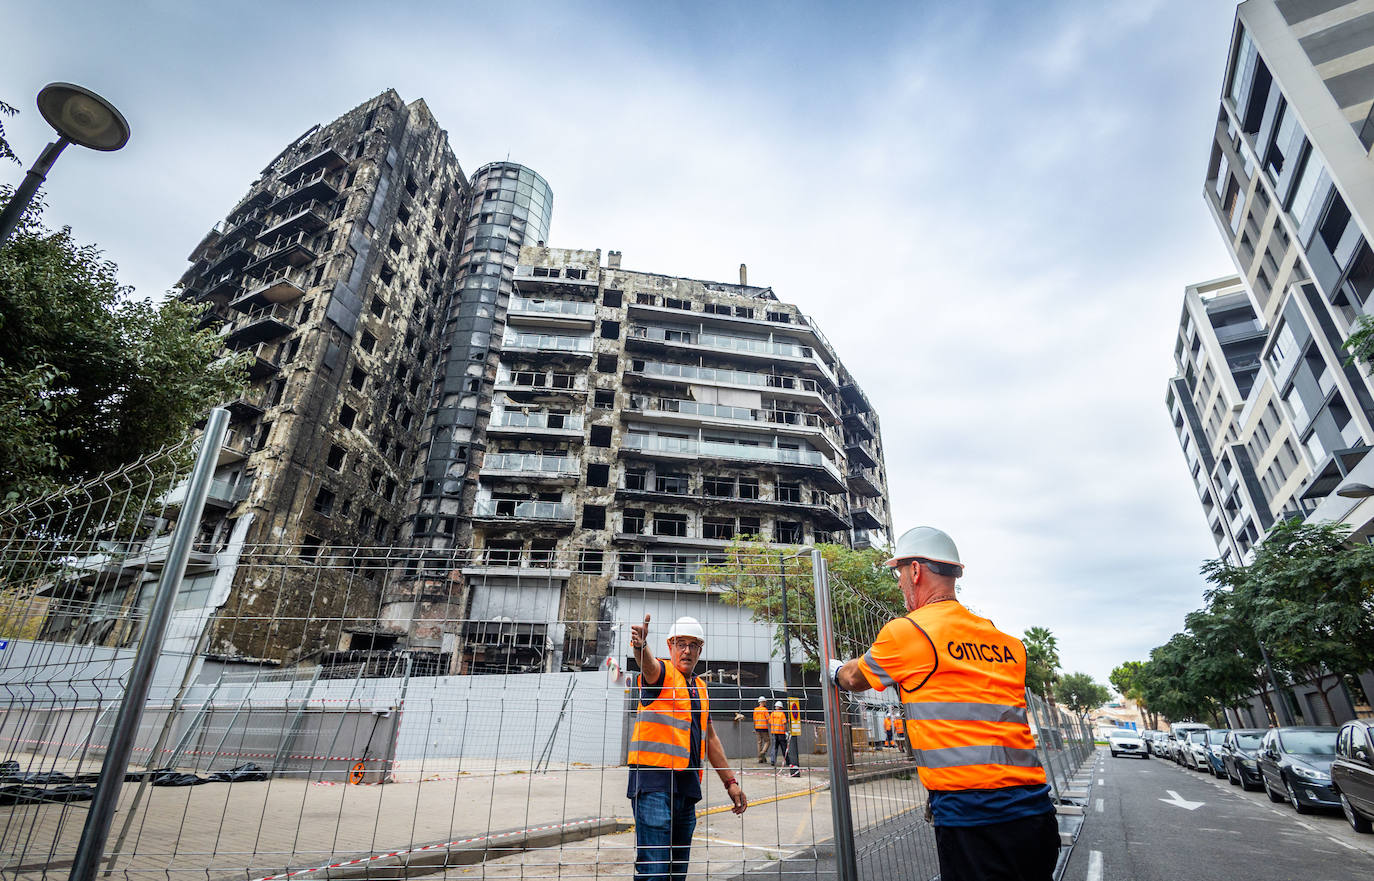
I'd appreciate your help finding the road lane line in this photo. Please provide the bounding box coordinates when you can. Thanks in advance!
[1094,798,1103,813]
[1328,836,1358,851]
[1086,850,1103,881]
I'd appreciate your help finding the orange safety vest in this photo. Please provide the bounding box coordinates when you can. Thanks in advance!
[753,705,770,730]
[866,602,1046,792]
[883,717,894,733]
[769,709,786,735]
[628,661,709,779]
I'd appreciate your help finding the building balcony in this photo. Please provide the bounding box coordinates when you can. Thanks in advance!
[241,341,284,380]
[225,302,295,349]
[205,241,254,277]
[623,359,840,419]
[624,395,843,456]
[270,168,343,212]
[839,382,873,413]
[488,411,585,439]
[203,270,241,299]
[231,272,307,312]
[500,331,595,358]
[279,145,347,185]
[626,324,829,376]
[225,386,271,422]
[845,440,878,469]
[164,475,252,511]
[841,406,876,440]
[478,451,580,481]
[247,231,317,273]
[258,200,330,241]
[1213,319,1265,345]
[847,464,883,497]
[231,181,277,215]
[513,268,598,295]
[494,367,588,396]
[620,433,845,489]
[219,210,264,248]
[506,296,596,329]
[216,427,257,465]
[471,499,575,524]
[849,498,885,530]
[613,486,850,529]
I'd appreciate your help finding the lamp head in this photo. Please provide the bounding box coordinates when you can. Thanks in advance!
[37,83,130,151]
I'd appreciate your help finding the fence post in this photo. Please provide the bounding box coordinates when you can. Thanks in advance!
[811,549,859,881]
[68,408,229,881]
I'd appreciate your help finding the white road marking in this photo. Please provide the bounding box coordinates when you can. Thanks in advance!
[1094,798,1103,813]
[1098,778,1105,785]
[1159,790,1205,810]
[1328,836,1358,851]
[1086,850,1103,881]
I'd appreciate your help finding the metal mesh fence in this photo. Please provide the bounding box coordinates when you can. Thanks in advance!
[0,443,1094,881]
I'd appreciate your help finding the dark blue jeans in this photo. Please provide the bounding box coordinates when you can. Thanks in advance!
[631,790,698,880]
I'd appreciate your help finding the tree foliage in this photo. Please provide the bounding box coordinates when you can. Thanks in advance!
[1344,314,1374,370]
[1054,671,1110,714]
[1022,625,1061,700]
[1122,519,1374,726]
[0,99,17,165]
[0,190,246,502]
[697,539,904,670]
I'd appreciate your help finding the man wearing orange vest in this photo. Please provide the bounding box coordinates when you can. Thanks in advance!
[752,696,771,763]
[883,711,895,747]
[829,527,1059,881]
[767,701,788,766]
[628,614,747,880]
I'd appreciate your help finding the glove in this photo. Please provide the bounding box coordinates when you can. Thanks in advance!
[828,658,844,685]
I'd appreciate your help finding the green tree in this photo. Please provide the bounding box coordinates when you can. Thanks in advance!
[697,539,904,670]
[1,99,18,165]
[0,196,246,501]
[1343,314,1374,369]
[1054,671,1110,714]
[1023,626,1061,700]
[1110,660,1158,729]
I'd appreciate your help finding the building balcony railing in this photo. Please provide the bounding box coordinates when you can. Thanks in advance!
[205,241,254,276]
[614,563,699,585]
[217,427,257,465]
[258,200,331,241]
[480,452,579,476]
[625,359,840,417]
[231,270,307,312]
[219,209,264,246]
[845,440,878,469]
[225,302,296,348]
[164,475,252,510]
[489,411,585,432]
[204,270,241,299]
[621,433,844,485]
[628,324,811,358]
[279,145,347,185]
[847,464,883,497]
[501,331,595,355]
[1213,320,1265,344]
[249,230,318,272]
[625,395,842,450]
[508,296,596,318]
[271,168,343,211]
[494,367,588,393]
[849,498,885,529]
[472,499,575,521]
[225,386,271,422]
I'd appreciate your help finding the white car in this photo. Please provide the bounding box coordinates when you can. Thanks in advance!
[1108,729,1148,759]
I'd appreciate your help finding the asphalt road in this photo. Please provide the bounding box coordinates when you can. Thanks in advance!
[1063,747,1374,881]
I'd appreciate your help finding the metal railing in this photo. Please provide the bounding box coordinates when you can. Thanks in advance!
[480,452,579,475]
[489,410,586,431]
[470,498,575,519]
[501,331,595,353]
[622,432,845,483]
[508,296,596,317]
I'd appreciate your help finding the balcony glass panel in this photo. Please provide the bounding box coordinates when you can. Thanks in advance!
[509,296,595,317]
[502,331,594,352]
[491,411,585,431]
[472,499,573,519]
[482,452,578,474]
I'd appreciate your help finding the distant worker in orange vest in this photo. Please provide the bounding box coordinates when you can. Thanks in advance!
[752,696,771,763]
[828,527,1058,881]
[767,701,788,767]
[628,614,747,881]
[883,712,895,747]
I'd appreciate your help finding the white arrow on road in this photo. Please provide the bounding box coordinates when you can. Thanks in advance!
[1158,790,1205,810]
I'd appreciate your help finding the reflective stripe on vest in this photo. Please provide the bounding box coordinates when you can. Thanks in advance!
[894,603,1047,792]
[753,706,770,730]
[769,710,786,734]
[627,662,708,778]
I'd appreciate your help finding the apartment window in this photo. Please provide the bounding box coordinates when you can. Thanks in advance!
[360,331,377,354]
[636,293,656,306]
[653,513,688,537]
[766,311,792,323]
[298,299,313,323]
[703,475,734,497]
[603,289,623,308]
[312,487,336,517]
[339,404,357,429]
[623,508,646,534]
[734,306,754,319]
[375,517,390,542]
[590,424,612,447]
[738,477,760,500]
[704,303,730,315]
[600,320,621,339]
[777,481,802,503]
[587,463,610,487]
[369,295,386,318]
[582,503,606,530]
[326,444,346,471]
[625,468,647,491]
[350,367,367,390]
[703,516,735,540]
[596,353,618,373]
[359,508,375,533]
[397,204,411,225]
[388,235,403,255]
[739,516,761,537]
[594,388,615,409]
[655,472,689,494]
[664,297,690,311]
[379,263,395,285]
[299,535,323,561]
[577,549,604,574]
[777,521,803,543]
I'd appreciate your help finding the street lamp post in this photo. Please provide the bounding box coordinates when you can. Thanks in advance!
[0,82,130,246]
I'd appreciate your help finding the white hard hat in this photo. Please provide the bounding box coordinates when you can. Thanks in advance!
[885,526,963,574]
[666,616,705,643]
[774,701,784,709]
[758,695,767,703]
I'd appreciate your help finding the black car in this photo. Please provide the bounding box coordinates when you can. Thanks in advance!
[1222,728,1267,791]
[1331,718,1374,833]
[1257,726,1340,814]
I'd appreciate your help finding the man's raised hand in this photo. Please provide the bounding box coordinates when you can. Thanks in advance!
[630,614,650,650]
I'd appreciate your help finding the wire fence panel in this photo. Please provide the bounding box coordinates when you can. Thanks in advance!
[0,486,1092,881]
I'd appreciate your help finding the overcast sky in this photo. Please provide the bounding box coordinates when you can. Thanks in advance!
[2,0,1246,686]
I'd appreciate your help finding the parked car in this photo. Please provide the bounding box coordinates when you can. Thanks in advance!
[1183,730,1210,770]
[1145,731,1166,756]
[1169,723,1209,764]
[1258,726,1340,814]
[1331,718,1374,833]
[1203,729,1230,777]
[1222,728,1267,791]
[1108,728,1148,759]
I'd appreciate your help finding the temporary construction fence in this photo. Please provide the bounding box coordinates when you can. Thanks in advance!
[0,415,1094,880]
